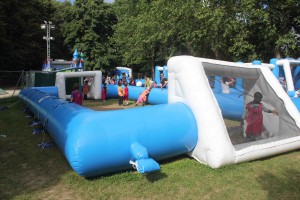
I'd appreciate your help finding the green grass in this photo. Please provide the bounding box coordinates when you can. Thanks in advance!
[0,98,299,200]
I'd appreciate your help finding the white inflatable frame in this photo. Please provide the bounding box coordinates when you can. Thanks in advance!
[276,59,300,94]
[55,71,102,100]
[116,67,132,78]
[168,56,300,168]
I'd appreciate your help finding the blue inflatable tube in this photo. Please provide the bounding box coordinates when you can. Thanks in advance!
[19,88,198,177]
[107,84,243,119]
[29,86,59,97]
[214,93,244,120]
[27,85,243,119]
[106,84,168,104]
[291,97,300,111]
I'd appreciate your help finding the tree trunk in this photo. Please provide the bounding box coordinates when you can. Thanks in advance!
[151,48,156,79]
[275,47,281,59]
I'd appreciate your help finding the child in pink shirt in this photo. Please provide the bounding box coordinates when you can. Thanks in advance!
[135,87,151,106]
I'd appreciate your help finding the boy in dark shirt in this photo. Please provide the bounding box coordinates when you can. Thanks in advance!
[160,74,168,89]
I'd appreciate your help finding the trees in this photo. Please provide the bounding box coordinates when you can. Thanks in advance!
[265,0,300,58]
[113,0,207,71]
[1,0,299,71]
[0,0,53,70]
[51,0,75,61]
[225,0,277,61]
[112,0,155,71]
[0,0,72,71]
[112,0,299,67]
[59,0,117,71]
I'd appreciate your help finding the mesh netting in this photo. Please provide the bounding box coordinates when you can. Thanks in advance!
[203,62,300,148]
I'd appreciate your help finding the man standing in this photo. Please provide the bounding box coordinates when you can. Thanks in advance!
[160,74,168,89]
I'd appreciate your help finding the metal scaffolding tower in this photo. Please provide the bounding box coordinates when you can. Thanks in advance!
[41,21,55,71]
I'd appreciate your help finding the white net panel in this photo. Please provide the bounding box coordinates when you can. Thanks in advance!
[202,61,300,150]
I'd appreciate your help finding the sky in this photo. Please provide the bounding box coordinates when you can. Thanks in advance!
[104,0,114,3]
[58,0,114,3]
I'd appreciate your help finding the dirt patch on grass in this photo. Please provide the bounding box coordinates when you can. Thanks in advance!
[83,99,141,111]
[38,181,80,200]
[90,104,137,111]
[0,89,20,99]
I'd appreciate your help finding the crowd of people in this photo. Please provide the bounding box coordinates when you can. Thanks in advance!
[116,73,167,106]
[70,73,168,107]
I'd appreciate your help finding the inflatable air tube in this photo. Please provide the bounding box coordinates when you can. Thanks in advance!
[29,86,58,97]
[106,84,168,104]
[26,85,243,119]
[19,88,198,177]
[214,93,244,120]
[107,84,243,119]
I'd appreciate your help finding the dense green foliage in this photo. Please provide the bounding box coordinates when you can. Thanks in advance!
[0,0,50,70]
[59,0,118,71]
[0,0,299,72]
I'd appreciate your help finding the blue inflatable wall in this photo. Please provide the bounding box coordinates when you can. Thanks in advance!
[19,88,198,177]
[29,85,243,119]
[106,84,168,105]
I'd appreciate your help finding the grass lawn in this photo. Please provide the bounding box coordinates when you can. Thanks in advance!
[0,97,299,200]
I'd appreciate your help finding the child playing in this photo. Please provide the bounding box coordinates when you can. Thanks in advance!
[101,83,107,101]
[220,77,235,94]
[123,82,129,106]
[83,78,89,100]
[71,82,83,105]
[153,81,157,88]
[135,87,151,106]
[242,92,278,141]
[117,82,124,106]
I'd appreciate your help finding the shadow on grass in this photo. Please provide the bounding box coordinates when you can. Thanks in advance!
[86,166,168,182]
[145,171,168,182]
[257,169,300,199]
[0,102,72,199]
[159,154,192,164]
[254,150,300,199]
